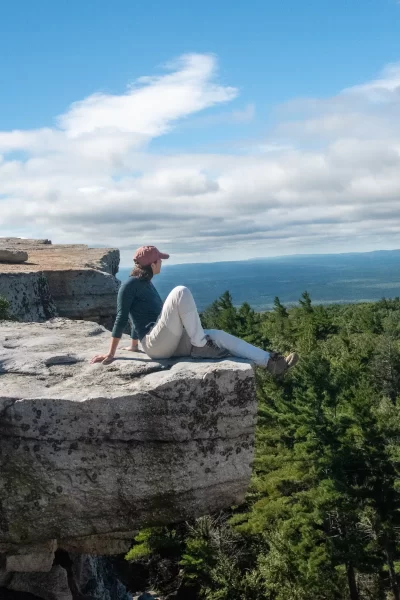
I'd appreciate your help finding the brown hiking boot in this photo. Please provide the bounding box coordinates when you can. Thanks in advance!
[190,335,230,360]
[266,351,299,375]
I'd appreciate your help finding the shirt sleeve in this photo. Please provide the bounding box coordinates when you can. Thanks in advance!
[112,281,136,339]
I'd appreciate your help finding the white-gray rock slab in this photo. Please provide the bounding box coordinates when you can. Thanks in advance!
[0,319,257,555]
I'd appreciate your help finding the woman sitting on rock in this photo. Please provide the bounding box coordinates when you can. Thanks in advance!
[90,245,298,374]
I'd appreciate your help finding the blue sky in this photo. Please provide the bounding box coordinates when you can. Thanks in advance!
[1,0,400,264]
[2,0,399,132]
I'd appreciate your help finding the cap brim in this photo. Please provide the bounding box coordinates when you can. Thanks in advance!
[159,252,170,259]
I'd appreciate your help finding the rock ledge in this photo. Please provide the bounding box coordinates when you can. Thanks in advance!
[0,238,120,326]
[0,319,257,561]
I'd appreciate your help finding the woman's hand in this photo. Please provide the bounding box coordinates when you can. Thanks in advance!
[90,353,114,365]
[91,337,121,365]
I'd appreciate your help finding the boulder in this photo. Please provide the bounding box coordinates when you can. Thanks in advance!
[0,249,28,264]
[0,319,257,557]
[7,566,72,600]
[5,541,57,573]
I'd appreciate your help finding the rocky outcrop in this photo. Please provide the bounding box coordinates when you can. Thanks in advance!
[0,238,120,328]
[0,318,256,594]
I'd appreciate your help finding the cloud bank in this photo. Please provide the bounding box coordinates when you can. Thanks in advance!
[1,54,400,264]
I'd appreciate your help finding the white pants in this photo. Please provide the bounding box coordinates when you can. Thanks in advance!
[141,286,270,367]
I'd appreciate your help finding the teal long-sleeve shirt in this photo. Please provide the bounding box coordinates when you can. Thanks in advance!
[111,276,164,340]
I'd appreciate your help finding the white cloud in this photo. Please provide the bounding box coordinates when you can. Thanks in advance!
[1,56,400,265]
[345,63,400,99]
[139,168,219,196]
[59,54,237,140]
[184,102,255,128]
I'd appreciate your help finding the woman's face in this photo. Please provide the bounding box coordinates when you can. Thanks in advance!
[151,259,162,275]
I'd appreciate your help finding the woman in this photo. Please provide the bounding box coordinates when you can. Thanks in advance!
[90,245,298,374]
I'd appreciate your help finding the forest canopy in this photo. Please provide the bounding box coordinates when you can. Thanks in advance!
[126,292,400,600]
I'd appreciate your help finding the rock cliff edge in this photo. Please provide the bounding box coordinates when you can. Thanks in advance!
[0,319,257,570]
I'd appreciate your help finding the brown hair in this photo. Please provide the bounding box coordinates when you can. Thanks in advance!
[130,260,153,281]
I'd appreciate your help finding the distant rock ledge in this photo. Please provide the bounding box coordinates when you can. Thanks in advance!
[0,237,120,328]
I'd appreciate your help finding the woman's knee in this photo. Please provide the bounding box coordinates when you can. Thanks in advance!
[171,285,189,296]
[165,286,197,314]
[169,285,192,303]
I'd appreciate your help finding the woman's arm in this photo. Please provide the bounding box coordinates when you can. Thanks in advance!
[121,322,140,351]
[90,281,135,364]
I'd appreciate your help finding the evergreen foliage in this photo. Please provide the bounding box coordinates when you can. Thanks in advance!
[126,293,400,600]
[0,296,9,320]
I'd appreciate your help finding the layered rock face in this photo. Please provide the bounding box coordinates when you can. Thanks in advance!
[0,238,120,327]
[0,319,257,598]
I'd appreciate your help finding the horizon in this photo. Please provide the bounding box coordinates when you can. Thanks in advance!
[118,247,400,312]
[1,1,400,263]
[118,246,400,269]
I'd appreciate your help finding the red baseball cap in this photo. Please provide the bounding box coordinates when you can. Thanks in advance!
[133,245,170,266]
